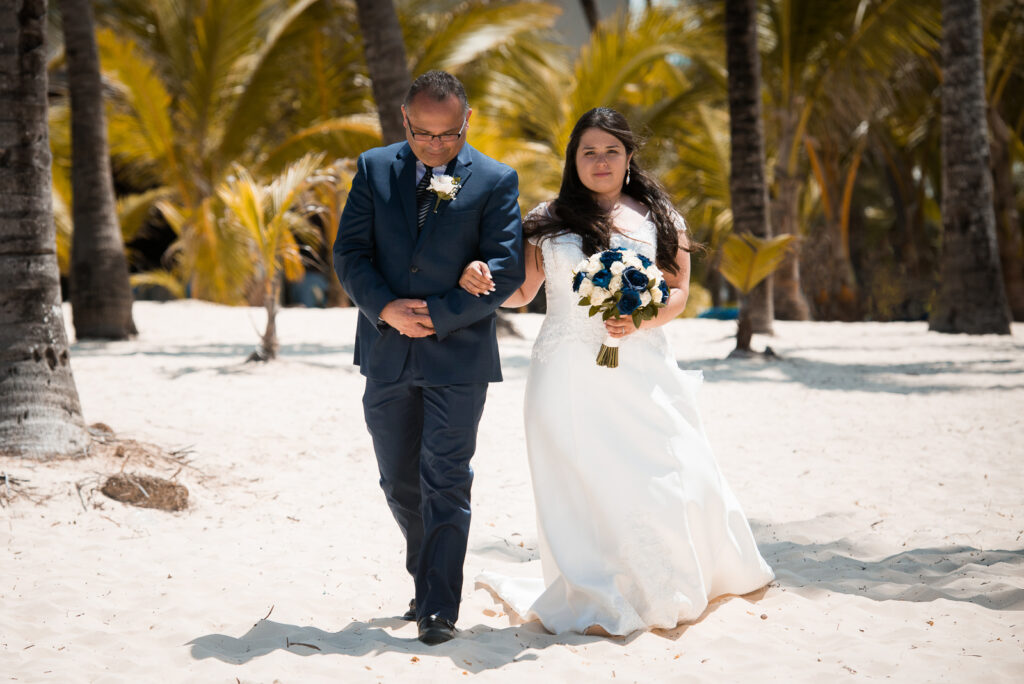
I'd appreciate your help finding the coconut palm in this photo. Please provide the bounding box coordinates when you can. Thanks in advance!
[0,0,91,459]
[89,0,378,304]
[759,0,941,320]
[580,0,599,33]
[218,153,325,360]
[983,0,1024,319]
[57,0,137,340]
[354,0,410,143]
[725,0,774,333]
[469,6,719,210]
[718,233,796,356]
[80,0,564,305]
[930,0,1012,334]
[301,160,357,307]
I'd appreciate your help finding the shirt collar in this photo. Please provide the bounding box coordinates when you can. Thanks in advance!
[415,160,448,183]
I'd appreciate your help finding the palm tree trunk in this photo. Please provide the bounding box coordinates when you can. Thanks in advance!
[579,0,599,33]
[59,0,137,339]
[734,300,753,353]
[771,169,811,320]
[725,0,774,335]
[988,109,1024,320]
[0,0,91,459]
[353,0,411,144]
[259,277,281,361]
[930,0,1011,334]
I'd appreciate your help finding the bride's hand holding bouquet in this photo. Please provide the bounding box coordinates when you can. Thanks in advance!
[572,247,670,368]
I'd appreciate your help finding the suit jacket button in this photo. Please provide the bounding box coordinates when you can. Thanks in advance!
[410,266,419,273]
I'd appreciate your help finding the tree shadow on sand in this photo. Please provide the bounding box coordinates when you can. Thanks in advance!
[760,538,1024,609]
[680,354,1024,394]
[72,341,354,360]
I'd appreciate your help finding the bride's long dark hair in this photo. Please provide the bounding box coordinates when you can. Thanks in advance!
[524,107,693,275]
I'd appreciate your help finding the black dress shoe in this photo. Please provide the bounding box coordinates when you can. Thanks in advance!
[401,599,416,621]
[417,614,456,645]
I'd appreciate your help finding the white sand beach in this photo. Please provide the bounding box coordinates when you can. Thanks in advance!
[2,301,1022,682]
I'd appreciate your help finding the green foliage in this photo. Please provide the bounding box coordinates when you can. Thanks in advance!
[217,153,326,298]
[43,0,1022,320]
[718,233,797,296]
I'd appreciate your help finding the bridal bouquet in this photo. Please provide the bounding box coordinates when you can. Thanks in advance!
[572,247,670,368]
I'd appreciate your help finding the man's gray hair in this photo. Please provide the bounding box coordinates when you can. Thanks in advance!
[404,70,469,112]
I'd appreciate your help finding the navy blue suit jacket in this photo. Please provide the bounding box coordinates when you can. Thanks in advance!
[333,141,524,385]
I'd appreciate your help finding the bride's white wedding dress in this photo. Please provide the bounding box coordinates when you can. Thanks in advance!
[477,206,774,635]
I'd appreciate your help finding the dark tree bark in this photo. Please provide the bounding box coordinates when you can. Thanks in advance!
[771,169,811,320]
[580,0,599,33]
[353,0,411,144]
[725,0,774,338]
[930,0,1011,334]
[988,110,1024,321]
[58,0,137,339]
[0,0,91,459]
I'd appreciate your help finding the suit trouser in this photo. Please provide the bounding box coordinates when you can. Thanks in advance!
[362,359,487,623]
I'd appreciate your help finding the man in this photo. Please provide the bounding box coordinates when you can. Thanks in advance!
[334,71,524,645]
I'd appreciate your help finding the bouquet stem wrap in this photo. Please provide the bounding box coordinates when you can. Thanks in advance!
[596,335,620,368]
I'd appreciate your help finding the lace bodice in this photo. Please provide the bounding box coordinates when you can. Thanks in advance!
[529,203,672,363]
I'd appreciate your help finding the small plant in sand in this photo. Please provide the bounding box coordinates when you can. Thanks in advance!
[218,153,325,361]
[717,232,796,357]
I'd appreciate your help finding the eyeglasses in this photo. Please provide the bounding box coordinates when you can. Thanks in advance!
[405,116,467,143]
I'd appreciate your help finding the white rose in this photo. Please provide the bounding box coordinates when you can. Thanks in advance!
[429,174,459,197]
[579,279,594,297]
[644,265,661,280]
[624,254,642,269]
[640,290,652,307]
[609,274,622,292]
[574,259,590,273]
[610,261,625,275]
[588,254,604,271]
[590,287,609,305]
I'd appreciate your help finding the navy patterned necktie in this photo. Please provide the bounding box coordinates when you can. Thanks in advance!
[416,170,432,232]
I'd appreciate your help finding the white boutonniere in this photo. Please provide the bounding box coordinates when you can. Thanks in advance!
[428,174,461,213]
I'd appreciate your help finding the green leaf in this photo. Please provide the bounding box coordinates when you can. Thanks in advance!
[631,311,642,329]
[718,233,797,295]
[578,297,592,306]
[589,305,603,317]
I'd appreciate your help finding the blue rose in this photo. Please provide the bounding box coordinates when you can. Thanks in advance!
[658,280,670,303]
[591,269,613,288]
[621,267,649,292]
[572,271,585,292]
[638,254,653,268]
[599,250,623,268]
[617,290,642,315]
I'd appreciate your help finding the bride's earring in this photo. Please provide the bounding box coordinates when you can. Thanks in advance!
[625,168,631,186]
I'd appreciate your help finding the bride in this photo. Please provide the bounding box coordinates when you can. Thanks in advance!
[460,107,774,636]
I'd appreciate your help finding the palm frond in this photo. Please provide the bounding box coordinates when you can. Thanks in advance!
[218,0,346,168]
[413,1,561,74]
[663,104,732,247]
[117,186,176,243]
[259,115,381,176]
[129,269,186,299]
[96,28,182,193]
[719,233,797,295]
